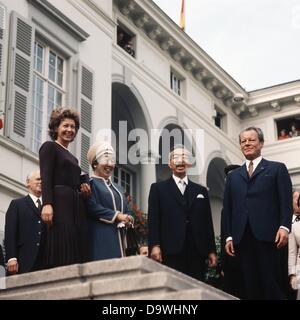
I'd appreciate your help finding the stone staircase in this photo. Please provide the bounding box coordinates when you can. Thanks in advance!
[0,256,236,300]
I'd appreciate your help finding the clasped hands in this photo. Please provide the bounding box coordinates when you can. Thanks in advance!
[41,204,53,226]
[116,212,134,227]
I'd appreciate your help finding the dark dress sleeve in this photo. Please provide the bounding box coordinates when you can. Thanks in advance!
[39,141,56,205]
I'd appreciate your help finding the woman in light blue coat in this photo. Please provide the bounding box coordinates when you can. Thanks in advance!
[86,142,133,261]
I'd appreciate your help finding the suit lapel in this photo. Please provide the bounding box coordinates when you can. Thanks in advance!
[239,164,249,182]
[187,181,198,209]
[250,158,267,180]
[25,195,40,217]
[168,177,184,206]
[239,158,268,181]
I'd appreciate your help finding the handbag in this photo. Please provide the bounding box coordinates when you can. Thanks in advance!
[125,227,139,256]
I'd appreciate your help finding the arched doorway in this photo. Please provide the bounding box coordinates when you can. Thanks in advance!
[111,82,154,211]
[206,157,227,236]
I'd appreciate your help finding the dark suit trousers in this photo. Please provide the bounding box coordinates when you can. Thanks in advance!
[31,230,46,272]
[162,224,206,281]
[237,224,285,300]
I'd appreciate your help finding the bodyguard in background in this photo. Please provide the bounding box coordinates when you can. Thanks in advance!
[220,164,244,299]
[222,127,293,299]
[4,170,44,275]
[148,145,217,281]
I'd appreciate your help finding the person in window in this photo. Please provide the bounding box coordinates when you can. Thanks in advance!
[288,191,300,299]
[39,107,91,268]
[117,31,125,47]
[278,129,290,140]
[4,170,45,274]
[289,123,300,138]
[123,38,135,57]
[86,141,133,261]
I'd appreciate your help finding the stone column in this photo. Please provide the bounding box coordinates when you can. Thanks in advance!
[139,151,158,213]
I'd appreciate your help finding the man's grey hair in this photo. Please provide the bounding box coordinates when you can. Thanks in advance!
[168,144,191,162]
[26,169,40,183]
[239,126,264,143]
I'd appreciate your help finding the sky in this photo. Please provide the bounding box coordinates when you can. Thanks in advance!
[152,0,300,91]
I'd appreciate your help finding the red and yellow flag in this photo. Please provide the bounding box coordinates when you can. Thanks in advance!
[179,0,185,30]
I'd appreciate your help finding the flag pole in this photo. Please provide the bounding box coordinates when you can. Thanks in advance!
[179,0,185,31]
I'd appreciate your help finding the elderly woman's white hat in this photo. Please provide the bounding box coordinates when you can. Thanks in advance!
[87,141,115,166]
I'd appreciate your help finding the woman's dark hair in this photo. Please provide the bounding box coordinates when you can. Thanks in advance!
[48,107,80,141]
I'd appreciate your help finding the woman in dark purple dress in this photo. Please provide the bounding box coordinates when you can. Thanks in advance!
[39,107,90,268]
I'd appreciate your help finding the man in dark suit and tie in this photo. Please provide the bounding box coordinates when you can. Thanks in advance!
[148,145,217,281]
[4,170,45,275]
[222,127,293,299]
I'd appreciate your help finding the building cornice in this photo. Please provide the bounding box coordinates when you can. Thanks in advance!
[114,0,300,121]
[114,0,248,114]
[112,48,242,158]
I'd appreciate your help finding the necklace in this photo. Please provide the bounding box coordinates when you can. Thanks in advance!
[55,140,69,151]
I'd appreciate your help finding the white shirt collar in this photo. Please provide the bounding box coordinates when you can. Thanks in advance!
[28,193,42,207]
[172,174,188,186]
[245,155,262,172]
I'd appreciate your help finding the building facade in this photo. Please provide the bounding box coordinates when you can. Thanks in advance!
[0,0,299,241]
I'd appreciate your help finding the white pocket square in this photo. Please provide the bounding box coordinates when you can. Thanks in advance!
[197,194,205,199]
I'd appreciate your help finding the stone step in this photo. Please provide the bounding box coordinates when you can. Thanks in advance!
[0,256,236,300]
[0,271,193,300]
[130,288,237,300]
[91,271,195,299]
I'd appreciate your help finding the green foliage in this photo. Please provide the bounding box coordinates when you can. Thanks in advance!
[127,195,148,246]
[205,235,222,288]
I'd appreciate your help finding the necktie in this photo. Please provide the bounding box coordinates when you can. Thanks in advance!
[36,198,42,210]
[248,161,254,178]
[294,215,300,223]
[178,180,185,195]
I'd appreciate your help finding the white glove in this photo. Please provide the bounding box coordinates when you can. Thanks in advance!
[290,275,298,290]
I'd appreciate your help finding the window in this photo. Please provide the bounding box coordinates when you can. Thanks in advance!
[214,111,223,129]
[31,41,66,153]
[170,70,183,96]
[214,106,227,132]
[117,25,136,58]
[276,116,300,141]
[113,166,133,196]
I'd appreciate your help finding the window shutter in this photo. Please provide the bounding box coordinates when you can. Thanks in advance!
[7,11,34,145]
[77,61,94,173]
